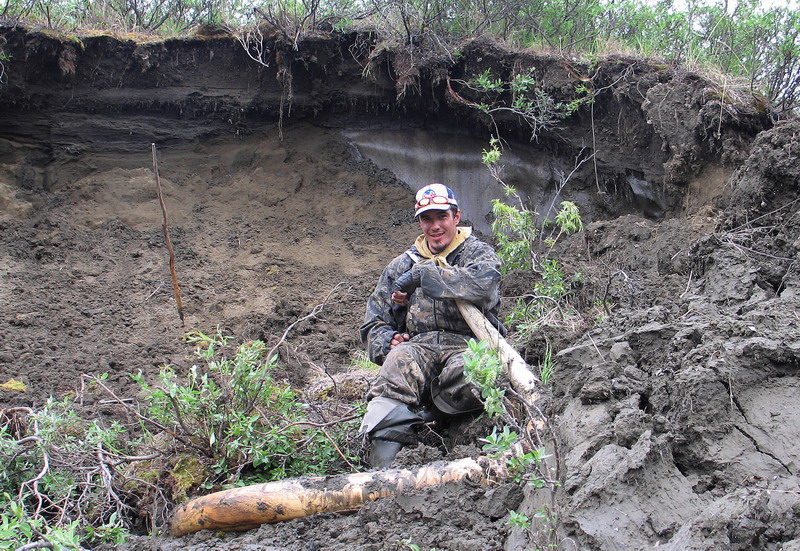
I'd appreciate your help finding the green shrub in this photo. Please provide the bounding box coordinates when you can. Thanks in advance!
[0,329,361,549]
[485,177,585,335]
[460,69,588,138]
[0,398,132,550]
[134,329,358,485]
[491,196,537,274]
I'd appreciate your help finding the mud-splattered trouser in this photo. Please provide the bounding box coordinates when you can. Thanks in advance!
[359,331,484,444]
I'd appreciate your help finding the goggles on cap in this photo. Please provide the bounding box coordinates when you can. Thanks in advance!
[416,195,456,209]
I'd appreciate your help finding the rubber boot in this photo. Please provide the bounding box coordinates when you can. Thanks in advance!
[368,438,403,469]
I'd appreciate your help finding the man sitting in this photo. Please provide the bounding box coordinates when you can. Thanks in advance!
[359,183,503,468]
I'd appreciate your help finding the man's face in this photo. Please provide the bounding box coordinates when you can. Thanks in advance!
[418,208,461,254]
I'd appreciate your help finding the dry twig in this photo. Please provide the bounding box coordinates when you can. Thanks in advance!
[267,282,349,360]
[151,143,185,326]
[239,283,349,416]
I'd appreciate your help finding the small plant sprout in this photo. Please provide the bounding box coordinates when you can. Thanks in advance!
[507,451,536,483]
[555,201,583,234]
[473,69,504,93]
[397,539,438,551]
[508,509,532,529]
[534,506,557,527]
[351,350,380,371]
[539,343,555,385]
[480,426,518,457]
[462,339,506,417]
[398,540,420,551]
[480,428,553,486]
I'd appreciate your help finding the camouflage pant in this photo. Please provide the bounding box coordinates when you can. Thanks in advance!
[366,331,483,415]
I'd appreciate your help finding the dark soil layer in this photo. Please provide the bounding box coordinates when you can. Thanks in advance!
[1,25,798,551]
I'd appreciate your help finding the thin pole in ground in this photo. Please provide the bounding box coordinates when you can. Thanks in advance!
[151,143,185,327]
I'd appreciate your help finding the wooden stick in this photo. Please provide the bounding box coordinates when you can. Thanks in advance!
[151,143,185,326]
[455,299,540,404]
[170,455,508,536]
[430,256,539,403]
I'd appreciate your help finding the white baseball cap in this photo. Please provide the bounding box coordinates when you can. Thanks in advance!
[414,183,458,217]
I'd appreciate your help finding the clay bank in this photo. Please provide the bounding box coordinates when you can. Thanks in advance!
[1,24,799,551]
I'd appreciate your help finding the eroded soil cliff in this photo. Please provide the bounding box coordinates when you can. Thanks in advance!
[1,25,798,551]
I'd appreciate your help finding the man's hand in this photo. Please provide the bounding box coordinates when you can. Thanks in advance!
[392,270,418,295]
[391,270,418,307]
[391,289,409,306]
[389,332,410,350]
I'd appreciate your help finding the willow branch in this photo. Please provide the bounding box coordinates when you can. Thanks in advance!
[81,374,209,456]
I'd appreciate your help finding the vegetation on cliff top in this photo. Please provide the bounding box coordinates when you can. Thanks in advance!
[0,0,798,113]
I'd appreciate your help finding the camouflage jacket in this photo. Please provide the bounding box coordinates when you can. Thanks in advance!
[360,233,502,365]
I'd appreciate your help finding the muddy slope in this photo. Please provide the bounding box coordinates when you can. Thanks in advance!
[1,25,798,551]
[549,119,800,550]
